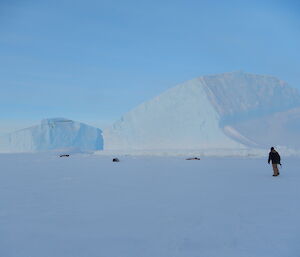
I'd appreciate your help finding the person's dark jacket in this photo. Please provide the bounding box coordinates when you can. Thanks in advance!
[268,151,281,164]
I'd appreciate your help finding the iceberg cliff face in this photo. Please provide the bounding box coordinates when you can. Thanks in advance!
[0,118,103,152]
[104,72,300,150]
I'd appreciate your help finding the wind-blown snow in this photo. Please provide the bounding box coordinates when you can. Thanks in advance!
[1,153,299,257]
[0,118,103,152]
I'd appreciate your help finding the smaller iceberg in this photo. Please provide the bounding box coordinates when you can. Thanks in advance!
[0,118,103,152]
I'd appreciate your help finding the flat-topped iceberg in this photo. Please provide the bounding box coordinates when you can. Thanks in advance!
[0,118,103,152]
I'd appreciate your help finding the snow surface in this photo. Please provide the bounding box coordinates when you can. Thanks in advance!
[0,118,103,153]
[1,153,300,257]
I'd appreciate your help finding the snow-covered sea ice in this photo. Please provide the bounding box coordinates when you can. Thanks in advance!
[1,153,299,257]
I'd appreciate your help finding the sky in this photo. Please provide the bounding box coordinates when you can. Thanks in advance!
[0,0,300,134]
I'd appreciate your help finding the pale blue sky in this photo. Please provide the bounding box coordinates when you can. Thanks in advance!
[1,0,300,133]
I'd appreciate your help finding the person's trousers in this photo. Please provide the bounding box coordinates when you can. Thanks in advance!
[272,163,279,175]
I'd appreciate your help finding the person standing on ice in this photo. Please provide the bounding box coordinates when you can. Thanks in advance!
[268,147,281,176]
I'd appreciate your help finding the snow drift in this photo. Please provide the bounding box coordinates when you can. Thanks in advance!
[104,71,300,150]
[0,118,103,152]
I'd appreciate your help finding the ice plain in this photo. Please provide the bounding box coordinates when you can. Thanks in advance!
[1,153,299,257]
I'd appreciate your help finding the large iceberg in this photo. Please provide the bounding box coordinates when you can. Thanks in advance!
[0,118,103,152]
[104,71,300,150]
